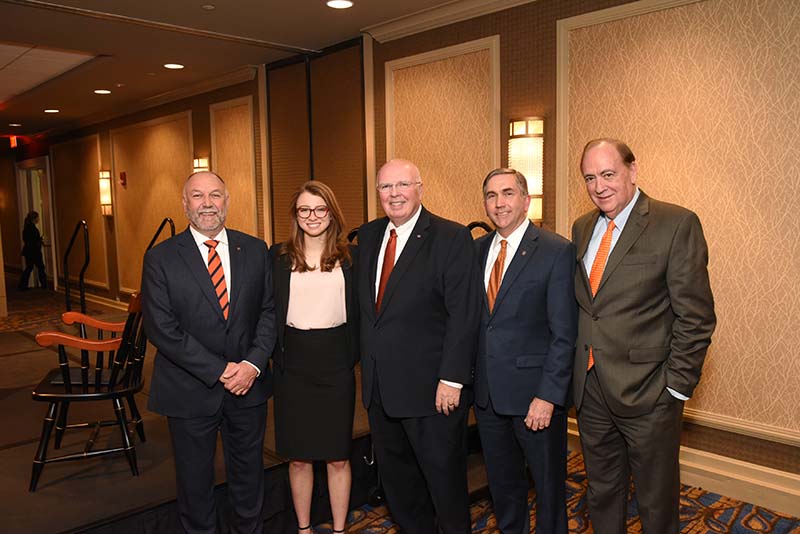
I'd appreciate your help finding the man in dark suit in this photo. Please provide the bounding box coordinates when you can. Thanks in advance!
[142,171,276,534]
[474,169,576,534]
[572,139,715,534]
[357,158,480,534]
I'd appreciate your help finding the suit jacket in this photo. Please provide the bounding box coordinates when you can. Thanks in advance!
[142,227,277,418]
[357,206,480,418]
[571,191,716,417]
[269,243,360,370]
[475,223,577,414]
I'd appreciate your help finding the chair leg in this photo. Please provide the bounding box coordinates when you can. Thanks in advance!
[54,401,70,449]
[113,398,139,476]
[30,403,57,492]
[127,394,146,442]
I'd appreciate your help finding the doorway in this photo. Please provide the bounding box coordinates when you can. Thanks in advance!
[16,156,56,289]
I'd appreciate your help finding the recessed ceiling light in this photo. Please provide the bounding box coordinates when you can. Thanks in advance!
[94,89,111,95]
[44,109,60,113]
[164,63,185,70]
[9,123,22,127]
[327,0,353,8]
[202,4,216,10]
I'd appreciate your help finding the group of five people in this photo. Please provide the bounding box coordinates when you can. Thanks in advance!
[142,137,716,534]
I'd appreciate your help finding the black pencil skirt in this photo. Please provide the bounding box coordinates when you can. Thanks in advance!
[273,324,355,461]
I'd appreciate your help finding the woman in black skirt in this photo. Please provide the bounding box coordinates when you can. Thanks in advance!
[271,181,358,534]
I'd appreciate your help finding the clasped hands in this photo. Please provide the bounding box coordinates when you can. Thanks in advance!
[219,361,257,396]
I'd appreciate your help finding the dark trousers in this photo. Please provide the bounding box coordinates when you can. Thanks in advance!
[577,370,684,534]
[167,397,267,534]
[367,388,471,534]
[475,398,567,534]
[19,252,46,289]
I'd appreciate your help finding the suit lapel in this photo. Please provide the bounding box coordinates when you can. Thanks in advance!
[575,211,600,298]
[491,223,538,316]
[367,219,388,315]
[597,193,650,294]
[176,229,226,322]
[377,208,431,318]
[227,231,246,321]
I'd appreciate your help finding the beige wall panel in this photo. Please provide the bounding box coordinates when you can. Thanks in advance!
[211,98,256,235]
[566,0,800,432]
[388,48,494,226]
[268,63,311,243]
[51,136,107,287]
[311,45,366,233]
[112,113,192,292]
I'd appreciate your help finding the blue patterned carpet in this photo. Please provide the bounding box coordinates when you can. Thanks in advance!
[316,452,799,534]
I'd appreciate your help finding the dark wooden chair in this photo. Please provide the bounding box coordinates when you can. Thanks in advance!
[29,293,147,492]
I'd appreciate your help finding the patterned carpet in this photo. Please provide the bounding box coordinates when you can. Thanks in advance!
[0,281,106,332]
[314,452,800,534]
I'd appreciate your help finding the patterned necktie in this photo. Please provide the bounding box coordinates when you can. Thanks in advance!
[486,239,507,313]
[376,229,397,312]
[587,220,615,369]
[204,240,229,320]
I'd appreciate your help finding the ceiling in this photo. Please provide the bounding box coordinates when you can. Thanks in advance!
[0,0,455,139]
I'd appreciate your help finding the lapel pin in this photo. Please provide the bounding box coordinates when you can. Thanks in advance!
[236,246,241,251]
[416,234,421,238]
[521,250,527,256]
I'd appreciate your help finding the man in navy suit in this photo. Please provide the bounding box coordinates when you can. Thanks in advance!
[357,159,480,534]
[142,171,276,534]
[474,168,577,534]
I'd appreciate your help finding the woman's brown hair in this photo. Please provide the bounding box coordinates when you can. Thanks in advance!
[281,180,351,272]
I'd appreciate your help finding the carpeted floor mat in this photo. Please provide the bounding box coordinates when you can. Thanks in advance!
[311,452,800,534]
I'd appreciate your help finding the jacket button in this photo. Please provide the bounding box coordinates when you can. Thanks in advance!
[487,325,493,331]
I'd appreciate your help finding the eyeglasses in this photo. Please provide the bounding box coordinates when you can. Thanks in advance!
[296,206,330,219]
[376,181,421,193]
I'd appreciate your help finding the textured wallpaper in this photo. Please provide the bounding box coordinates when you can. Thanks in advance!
[111,114,192,293]
[51,136,108,288]
[567,0,800,432]
[389,49,494,226]
[211,99,257,235]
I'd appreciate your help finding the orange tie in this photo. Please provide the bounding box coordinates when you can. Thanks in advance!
[204,240,229,320]
[486,240,507,313]
[587,220,615,370]
[376,229,397,312]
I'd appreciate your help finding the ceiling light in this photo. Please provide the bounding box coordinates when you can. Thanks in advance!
[94,89,111,95]
[327,0,353,8]
[202,4,216,10]
[9,123,22,127]
[164,63,185,70]
[44,109,60,113]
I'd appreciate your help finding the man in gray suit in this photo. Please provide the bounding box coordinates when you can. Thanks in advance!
[572,139,715,534]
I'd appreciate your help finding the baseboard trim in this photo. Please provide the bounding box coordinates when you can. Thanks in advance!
[684,407,800,447]
[567,417,800,516]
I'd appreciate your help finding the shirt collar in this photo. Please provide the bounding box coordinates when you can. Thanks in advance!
[491,219,529,252]
[605,187,640,232]
[388,204,422,236]
[189,225,228,247]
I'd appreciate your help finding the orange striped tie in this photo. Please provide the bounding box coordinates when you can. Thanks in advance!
[587,220,615,370]
[204,240,229,320]
[486,240,507,313]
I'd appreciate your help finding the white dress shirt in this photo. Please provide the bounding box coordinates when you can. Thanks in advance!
[483,219,530,290]
[189,225,259,376]
[374,206,461,389]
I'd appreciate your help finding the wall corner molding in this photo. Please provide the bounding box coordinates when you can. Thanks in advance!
[363,0,536,43]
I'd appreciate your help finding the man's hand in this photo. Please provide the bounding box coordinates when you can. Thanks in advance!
[524,398,554,431]
[219,362,257,396]
[435,382,461,416]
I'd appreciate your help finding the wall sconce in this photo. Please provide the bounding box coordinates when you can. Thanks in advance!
[508,117,544,222]
[98,170,113,216]
[193,157,210,172]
